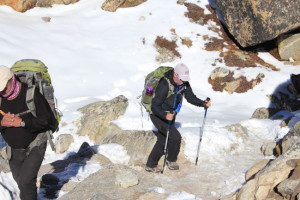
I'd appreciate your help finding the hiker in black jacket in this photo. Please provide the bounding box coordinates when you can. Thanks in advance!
[0,65,56,200]
[145,63,211,172]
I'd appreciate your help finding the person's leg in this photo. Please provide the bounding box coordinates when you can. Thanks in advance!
[146,114,169,169]
[9,148,27,187]
[166,125,181,162]
[17,142,47,200]
[146,133,165,168]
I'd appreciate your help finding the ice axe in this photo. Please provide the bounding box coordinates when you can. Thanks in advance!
[195,97,210,166]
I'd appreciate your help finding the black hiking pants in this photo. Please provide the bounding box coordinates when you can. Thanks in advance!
[9,142,47,200]
[146,114,181,168]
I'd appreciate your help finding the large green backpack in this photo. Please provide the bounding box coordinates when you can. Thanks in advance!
[7,59,61,155]
[141,66,174,113]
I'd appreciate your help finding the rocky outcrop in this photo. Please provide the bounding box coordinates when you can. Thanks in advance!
[99,130,156,165]
[101,0,147,12]
[212,0,300,47]
[222,116,300,200]
[222,142,300,200]
[0,0,79,12]
[76,95,128,144]
[58,164,161,200]
[209,67,264,94]
[278,33,300,61]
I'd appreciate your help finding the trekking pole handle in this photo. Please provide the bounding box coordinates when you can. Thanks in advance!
[204,97,210,110]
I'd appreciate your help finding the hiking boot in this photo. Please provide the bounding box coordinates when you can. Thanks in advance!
[166,161,179,170]
[145,166,161,173]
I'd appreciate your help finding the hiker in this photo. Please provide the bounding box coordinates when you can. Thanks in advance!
[0,65,56,200]
[145,63,211,172]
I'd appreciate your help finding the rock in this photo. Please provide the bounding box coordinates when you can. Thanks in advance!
[261,141,276,156]
[0,0,80,12]
[210,67,229,80]
[277,179,300,198]
[0,154,10,173]
[212,0,300,47]
[245,159,270,181]
[209,67,264,94]
[101,0,146,12]
[76,95,128,143]
[99,130,156,165]
[58,165,161,200]
[278,33,300,61]
[251,107,277,119]
[115,169,139,188]
[225,123,248,141]
[41,17,51,22]
[55,134,74,154]
[137,192,167,200]
[90,153,112,165]
[231,140,300,199]
[90,194,113,200]
[221,193,237,200]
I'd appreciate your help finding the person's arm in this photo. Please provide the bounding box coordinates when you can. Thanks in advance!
[183,82,205,107]
[151,78,169,119]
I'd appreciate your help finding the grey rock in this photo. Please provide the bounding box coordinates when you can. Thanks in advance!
[55,134,74,154]
[277,179,300,197]
[115,169,139,188]
[76,95,128,143]
[58,165,160,200]
[99,130,156,165]
[213,0,300,47]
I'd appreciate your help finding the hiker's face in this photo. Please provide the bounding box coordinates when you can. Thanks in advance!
[0,79,12,96]
[173,73,184,85]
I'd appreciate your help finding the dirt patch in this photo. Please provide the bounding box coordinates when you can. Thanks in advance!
[154,36,182,63]
[181,37,193,48]
[154,36,181,58]
[184,2,214,25]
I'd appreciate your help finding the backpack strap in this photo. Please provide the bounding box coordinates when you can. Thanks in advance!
[25,85,37,117]
[165,78,174,96]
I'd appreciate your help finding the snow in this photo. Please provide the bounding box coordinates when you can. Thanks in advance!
[0,0,299,199]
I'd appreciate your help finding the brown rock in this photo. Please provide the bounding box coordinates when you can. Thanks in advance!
[0,0,80,12]
[278,33,300,61]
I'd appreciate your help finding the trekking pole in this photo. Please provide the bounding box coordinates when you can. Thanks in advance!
[195,97,210,166]
[161,118,172,174]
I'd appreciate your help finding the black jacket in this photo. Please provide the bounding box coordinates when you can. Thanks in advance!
[0,83,56,149]
[151,69,205,120]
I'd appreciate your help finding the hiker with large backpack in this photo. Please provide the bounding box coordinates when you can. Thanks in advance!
[143,63,211,173]
[0,63,58,200]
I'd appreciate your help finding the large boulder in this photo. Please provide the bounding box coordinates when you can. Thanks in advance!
[212,0,300,47]
[76,95,128,143]
[0,0,79,12]
[101,0,147,12]
[278,33,300,61]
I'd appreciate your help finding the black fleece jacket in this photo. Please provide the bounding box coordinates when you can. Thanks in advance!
[0,83,55,149]
[151,69,205,120]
